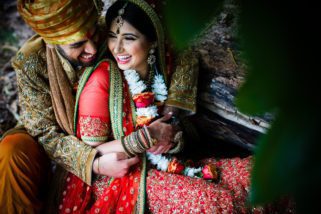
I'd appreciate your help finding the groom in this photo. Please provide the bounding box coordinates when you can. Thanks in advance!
[0,0,198,213]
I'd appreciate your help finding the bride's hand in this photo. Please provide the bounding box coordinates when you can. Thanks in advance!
[95,139,125,155]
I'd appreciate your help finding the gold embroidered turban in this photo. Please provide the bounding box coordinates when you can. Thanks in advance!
[17,0,98,45]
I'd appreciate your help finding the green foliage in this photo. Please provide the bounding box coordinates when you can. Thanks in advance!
[164,0,321,212]
[236,1,321,212]
[163,0,224,49]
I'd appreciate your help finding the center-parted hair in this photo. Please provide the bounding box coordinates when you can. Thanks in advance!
[105,1,157,42]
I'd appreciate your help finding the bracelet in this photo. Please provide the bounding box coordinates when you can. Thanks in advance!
[121,136,134,158]
[121,126,158,157]
[142,126,157,147]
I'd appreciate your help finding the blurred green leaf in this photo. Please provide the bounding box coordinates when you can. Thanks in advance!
[251,108,320,210]
[235,2,291,115]
[236,1,321,211]
[164,0,224,49]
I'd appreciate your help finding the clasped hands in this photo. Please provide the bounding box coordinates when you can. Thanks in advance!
[92,111,180,178]
[147,112,180,154]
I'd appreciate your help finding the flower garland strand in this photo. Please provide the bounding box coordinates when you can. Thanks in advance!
[147,153,217,180]
[124,69,217,181]
[124,69,163,126]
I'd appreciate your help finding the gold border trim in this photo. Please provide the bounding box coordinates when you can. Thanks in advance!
[81,136,108,142]
[109,61,124,139]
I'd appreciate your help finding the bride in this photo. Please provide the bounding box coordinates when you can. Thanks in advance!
[58,0,260,213]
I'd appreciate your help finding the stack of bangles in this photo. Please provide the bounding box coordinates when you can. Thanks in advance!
[121,125,157,158]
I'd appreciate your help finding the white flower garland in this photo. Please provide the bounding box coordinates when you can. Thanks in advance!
[124,69,215,180]
[152,74,168,102]
[136,106,159,118]
[124,70,147,95]
[147,153,203,177]
[124,69,168,119]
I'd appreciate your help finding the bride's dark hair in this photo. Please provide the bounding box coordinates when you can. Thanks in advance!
[105,1,157,42]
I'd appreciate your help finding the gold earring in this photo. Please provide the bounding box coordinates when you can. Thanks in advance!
[147,48,156,65]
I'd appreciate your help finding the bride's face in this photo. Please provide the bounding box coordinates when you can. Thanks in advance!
[108,19,153,75]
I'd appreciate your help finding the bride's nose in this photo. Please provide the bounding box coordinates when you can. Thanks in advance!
[113,39,123,54]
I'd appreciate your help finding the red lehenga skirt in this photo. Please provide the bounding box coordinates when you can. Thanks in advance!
[58,61,291,213]
[59,158,253,213]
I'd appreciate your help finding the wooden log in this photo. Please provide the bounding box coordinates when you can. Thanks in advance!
[188,2,273,152]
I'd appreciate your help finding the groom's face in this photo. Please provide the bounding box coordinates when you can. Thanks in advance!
[56,27,99,68]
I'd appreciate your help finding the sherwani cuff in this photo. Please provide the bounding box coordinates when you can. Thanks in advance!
[165,100,196,114]
[84,148,98,185]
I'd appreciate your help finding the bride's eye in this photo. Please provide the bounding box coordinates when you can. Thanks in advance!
[125,36,136,41]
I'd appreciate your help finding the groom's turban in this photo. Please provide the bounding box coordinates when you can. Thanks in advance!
[17,0,98,45]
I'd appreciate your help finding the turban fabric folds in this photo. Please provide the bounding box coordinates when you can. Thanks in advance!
[17,0,98,44]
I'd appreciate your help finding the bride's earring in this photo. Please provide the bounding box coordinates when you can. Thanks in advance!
[147,43,157,66]
[147,48,156,65]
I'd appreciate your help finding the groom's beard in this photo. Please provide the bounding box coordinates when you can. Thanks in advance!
[56,45,96,68]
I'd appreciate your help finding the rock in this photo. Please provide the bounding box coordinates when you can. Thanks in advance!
[0,0,29,135]
[0,72,18,134]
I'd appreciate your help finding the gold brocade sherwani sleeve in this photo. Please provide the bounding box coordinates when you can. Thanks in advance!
[166,49,199,113]
[11,35,97,185]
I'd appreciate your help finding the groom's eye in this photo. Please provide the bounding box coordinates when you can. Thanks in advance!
[69,41,86,49]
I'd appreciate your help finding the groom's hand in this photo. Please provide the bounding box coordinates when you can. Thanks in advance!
[93,152,139,177]
[147,112,179,154]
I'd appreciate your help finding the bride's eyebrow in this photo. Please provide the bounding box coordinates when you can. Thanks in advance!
[108,31,116,35]
[107,31,139,38]
[122,33,138,38]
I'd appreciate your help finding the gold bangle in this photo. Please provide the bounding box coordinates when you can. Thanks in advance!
[142,125,158,147]
[150,137,157,147]
[121,137,133,158]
